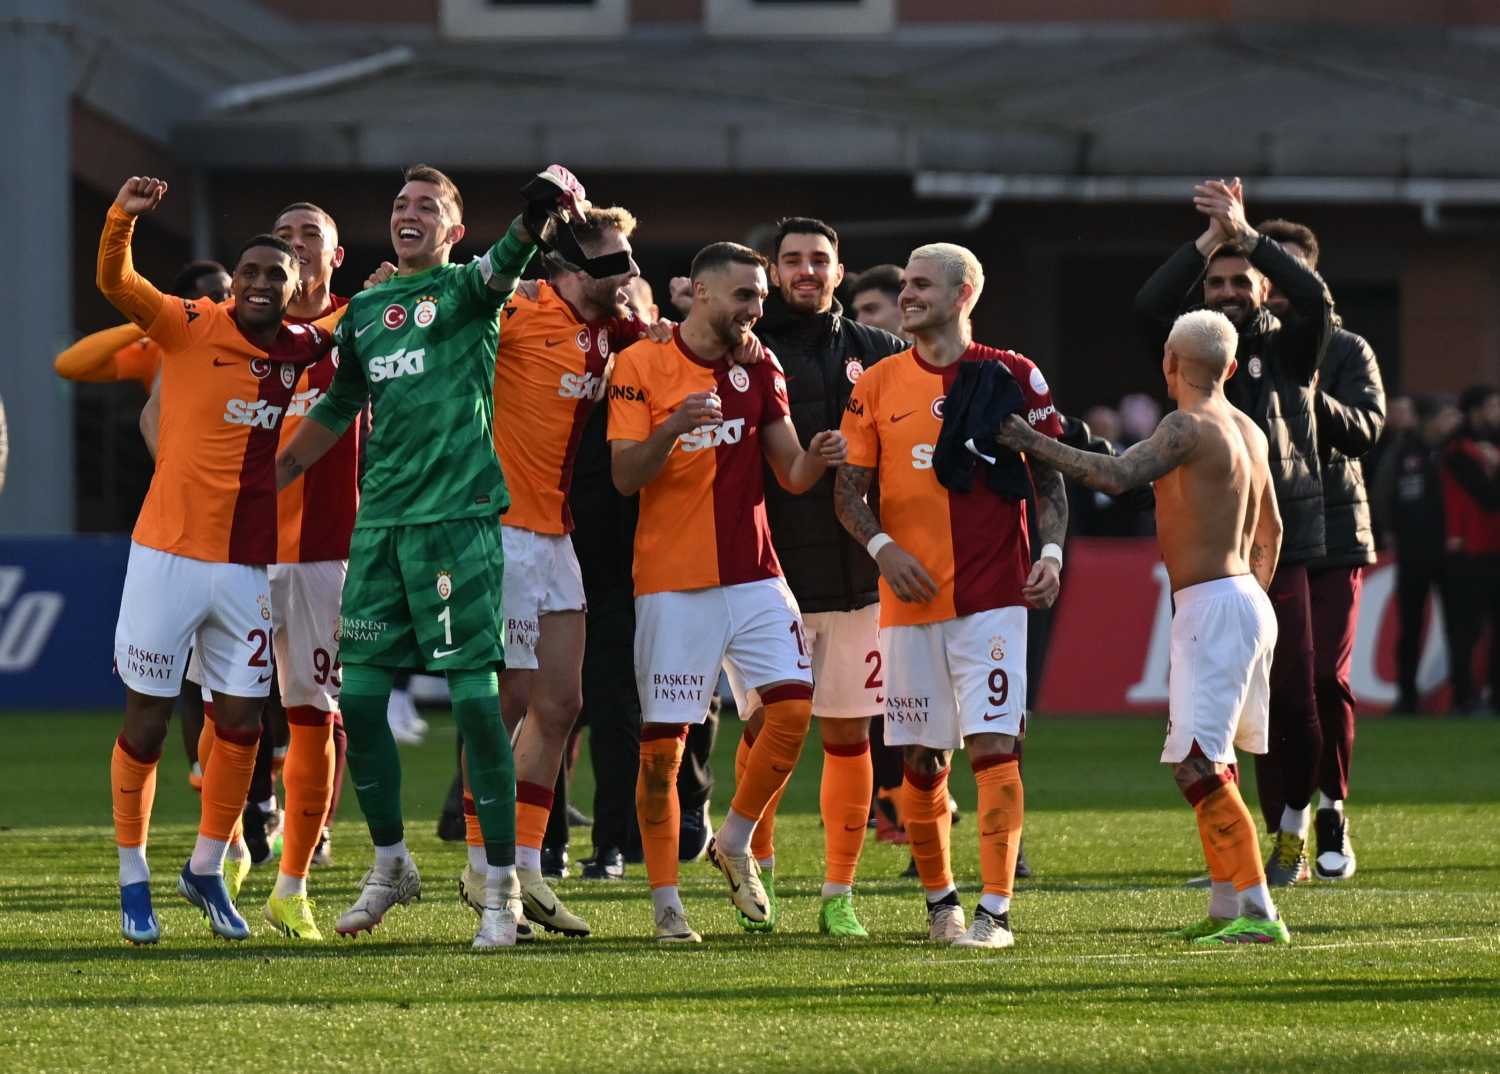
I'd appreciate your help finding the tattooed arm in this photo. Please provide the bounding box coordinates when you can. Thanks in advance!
[835,463,938,604]
[1249,474,1283,591]
[998,411,1201,497]
[1022,457,1069,608]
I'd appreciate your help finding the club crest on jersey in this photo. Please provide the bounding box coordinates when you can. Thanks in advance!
[846,359,865,384]
[1247,356,1263,379]
[597,327,610,358]
[1029,366,1049,396]
[383,303,407,330]
[414,297,438,328]
[931,396,946,419]
[436,570,452,601]
[728,365,751,393]
[250,358,271,380]
[575,327,590,352]
[989,636,1006,662]
[258,594,272,622]
[280,363,296,389]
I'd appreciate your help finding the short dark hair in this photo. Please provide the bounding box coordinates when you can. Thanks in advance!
[1206,243,1257,270]
[169,260,228,299]
[690,241,767,280]
[274,200,339,240]
[403,163,464,219]
[1257,218,1320,268]
[772,216,838,260]
[850,263,902,300]
[234,234,297,265]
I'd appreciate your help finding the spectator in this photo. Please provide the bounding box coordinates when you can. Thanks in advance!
[1441,385,1500,714]
[1083,404,1123,448]
[848,264,907,339]
[1118,393,1161,447]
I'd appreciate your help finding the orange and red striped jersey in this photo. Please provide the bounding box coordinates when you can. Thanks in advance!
[276,298,358,563]
[53,322,163,389]
[493,281,647,534]
[608,328,792,596]
[841,343,1064,627]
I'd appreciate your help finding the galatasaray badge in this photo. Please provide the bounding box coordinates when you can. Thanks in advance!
[845,359,864,384]
[597,327,611,358]
[1247,356,1263,379]
[989,636,1006,662]
[258,594,272,622]
[728,365,751,393]
[280,363,296,389]
[931,395,946,419]
[414,297,438,328]
[436,570,453,601]
[576,328,591,351]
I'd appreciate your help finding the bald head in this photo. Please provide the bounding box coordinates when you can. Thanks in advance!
[1167,309,1238,385]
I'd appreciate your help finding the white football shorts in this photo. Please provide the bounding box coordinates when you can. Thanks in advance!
[724,603,883,719]
[500,525,587,671]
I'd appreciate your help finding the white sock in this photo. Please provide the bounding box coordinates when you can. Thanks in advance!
[188,835,228,876]
[1280,805,1310,839]
[1209,880,1238,919]
[467,844,487,873]
[978,892,1010,916]
[374,840,409,870]
[1239,881,1277,921]
[118,846,149,887]
[925,883,958,905]
[227,835,249,862]
[486,864,518,907]
[715,808,756,856]
[272,872,306,899]
[651,885,683,918]
[1318,792,1344,814]
[821,882,852,898]
[257,796,277,815]
[757,855,775,872]
[516,845,542,873]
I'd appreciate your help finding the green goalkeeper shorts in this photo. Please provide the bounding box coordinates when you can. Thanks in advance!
[338,516,505,672]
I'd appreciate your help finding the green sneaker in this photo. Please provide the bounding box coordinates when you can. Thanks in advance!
[1173,915,1233,940]
[736,867,778,933]
[1192,915,1291,946]
[224,853,252,903]
[818,893,869,938]
[263,892,324,940]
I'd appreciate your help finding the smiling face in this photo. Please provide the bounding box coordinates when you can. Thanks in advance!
[389,180,465,268]
[572,226,640,319]
[899,257,967,335]
[231,245,298,331]
[273,207,344,292]
[772,231,842,315]
[694,260,768,350]
[1202,253,1267,328]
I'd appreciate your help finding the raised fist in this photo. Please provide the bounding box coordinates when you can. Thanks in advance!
[114,177,168,217]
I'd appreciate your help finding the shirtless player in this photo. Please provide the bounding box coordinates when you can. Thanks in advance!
[997,309,1290,945]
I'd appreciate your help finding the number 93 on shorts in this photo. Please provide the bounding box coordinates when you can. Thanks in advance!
[339,517,505,672]
[878,605,1028,751]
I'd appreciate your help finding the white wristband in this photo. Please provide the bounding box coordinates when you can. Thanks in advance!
[866,533,894,559]
[1040,542,1063,567]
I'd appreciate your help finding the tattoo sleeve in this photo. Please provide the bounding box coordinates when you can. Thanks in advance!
[834,464,882,546]
[1030,458,1069,548]
[1020,412,1199,496]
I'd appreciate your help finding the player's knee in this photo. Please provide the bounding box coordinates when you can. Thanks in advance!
[903,745,947,777]
[818,716,868,747]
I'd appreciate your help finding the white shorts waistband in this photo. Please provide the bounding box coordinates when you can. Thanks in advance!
[1173,573,1261,611]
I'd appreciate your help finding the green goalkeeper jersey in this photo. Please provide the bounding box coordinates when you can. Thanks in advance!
[310,225,536,530]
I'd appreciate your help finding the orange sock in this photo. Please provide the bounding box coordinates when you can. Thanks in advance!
[637,726,686,889]
[903,764,954,895]
[199,721,260,842]
[111,735,160,849]
[821,740,872,888]
[462,791,483,848]
[729,688,812,824]
[974,753,1023,898]
[1194,781,1265,892]
[733,729,779,860]
[279,708,334,880]
[516,781,554,857]
[197,706,245,844]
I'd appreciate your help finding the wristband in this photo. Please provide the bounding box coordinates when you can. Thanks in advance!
[866,533,894,559]
[1040,542,1063,567]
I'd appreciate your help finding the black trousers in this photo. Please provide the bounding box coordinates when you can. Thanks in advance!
[584,591,643,856]
[677,695,720,814]
[1395,556,1443,704]
[1445,553,1500,711]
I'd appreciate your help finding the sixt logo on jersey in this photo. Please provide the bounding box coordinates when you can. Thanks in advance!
[911,443,935,470]
[368,347,426,383]
[224,399,286,429]
[679,418,745,453]
[285,387,325,417]
[559,371,606,401]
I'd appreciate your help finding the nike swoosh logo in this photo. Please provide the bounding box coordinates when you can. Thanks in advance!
[891,411,915,422]
[545,338,564,347]
[256,673,272,683]
[843,823,864,832]
[980,827,1005,838]
[479,797,496,806]
[532,895,558,916]
[771,765,791,774]
[302,809,323,817]
[433,647,461,659]
[875,695,885,704]
[354,321,377,338]
[121,787,142,795]
[982,712,1008,721]
[212,358,235,367]
[354,781,378,791]
[797,661,811,670]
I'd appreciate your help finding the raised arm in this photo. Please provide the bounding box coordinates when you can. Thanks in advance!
[761,418,846,493]
[54,323,146,384]
[97,178,171,331]
[998,410,1200,497]
[1248,236,1333,383]
[1249,476,1283,591]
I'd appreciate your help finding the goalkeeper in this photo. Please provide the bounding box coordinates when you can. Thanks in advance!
[276,163,588,950]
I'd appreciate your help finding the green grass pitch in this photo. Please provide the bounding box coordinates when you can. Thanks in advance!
[2,711,1497,1073]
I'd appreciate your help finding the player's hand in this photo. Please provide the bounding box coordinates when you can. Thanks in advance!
[809,430,847,467]
[668,276,694,317]
[875,543,939,604]
[645,318,675,343]
[995,414,1033,450]
[1194,178,1254,246]
[115,177,167,217]
[731,335,767,366]
[1022,556,1061,609]
[363,261,397,290]
[666,391,723,437]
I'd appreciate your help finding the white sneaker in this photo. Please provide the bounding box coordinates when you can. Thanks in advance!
[472,902,522,950]
[386,690,427,745]
[519,868,591,937]
[927,899,966,942]
[706,837,769,922]
[458,866,535,942]
[953,907,1014,949]
[654,905,701,944]
[334,857,421,936]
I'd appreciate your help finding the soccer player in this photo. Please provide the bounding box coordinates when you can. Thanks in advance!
[100,175,331,943]
[996,309,1290,945]
[609,241,847,943]
[723,218,906,938]
[276,164,579,950]
[459,204,647,938]
[834,243,1068,949]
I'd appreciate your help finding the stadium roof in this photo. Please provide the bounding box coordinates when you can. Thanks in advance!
[71,2,1500,186]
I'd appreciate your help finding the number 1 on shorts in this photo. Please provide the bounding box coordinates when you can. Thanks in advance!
[438,604,452,646]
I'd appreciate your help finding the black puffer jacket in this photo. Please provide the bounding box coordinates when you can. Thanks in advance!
[1311,321,1385,568]
[1134,236,1333,565]
[755,295,907,613]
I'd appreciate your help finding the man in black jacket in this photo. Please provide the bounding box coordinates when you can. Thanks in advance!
[721,217,907,937]
[1257,219,1384,882]
[1135,179,1333,886]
